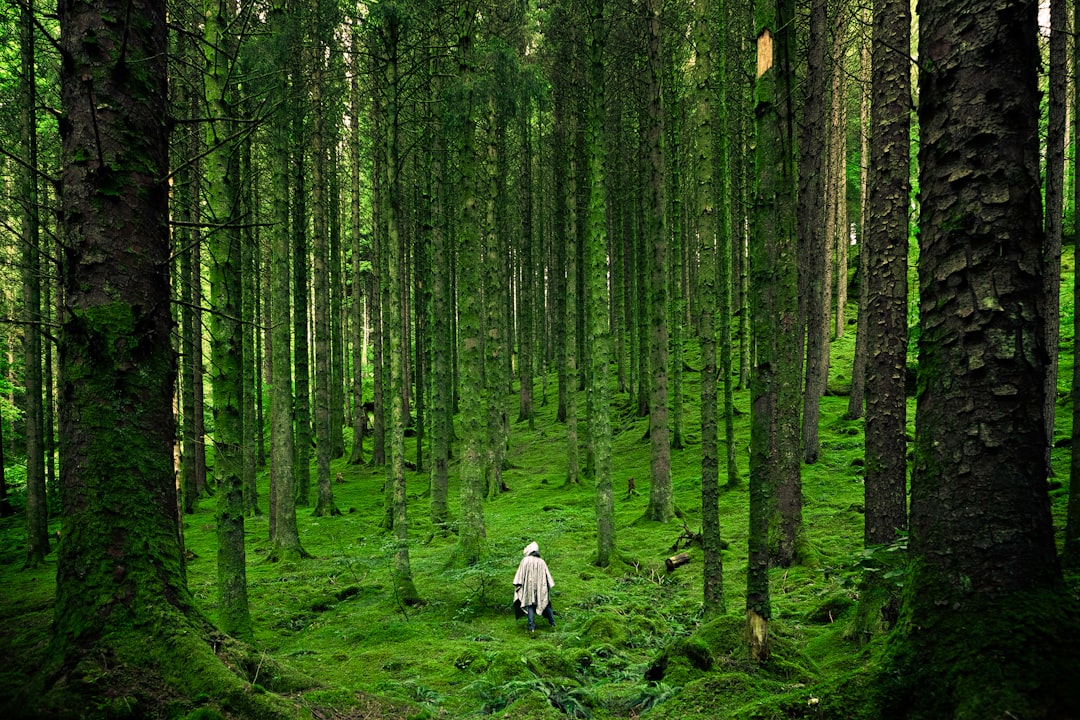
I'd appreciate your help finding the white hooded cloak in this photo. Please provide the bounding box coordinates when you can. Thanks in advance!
[513,542,555,614]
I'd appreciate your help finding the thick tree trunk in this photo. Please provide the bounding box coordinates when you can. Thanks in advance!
[51,1,292,713]
[889,0,1080,715]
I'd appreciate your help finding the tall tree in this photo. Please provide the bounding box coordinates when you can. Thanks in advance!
[51,0,290,712]
[373,0,420,600]
[20,0,49,568]
[855,0,910,637]
[312,0,340,519]
[748,0,799,660]
[203,0,251,640]
[1068,0,1080,574]
[1044,0,1066,475]
[454,1,487,565]
[268,0,307,561]
[643,0,675,524]
[886,0,1080,714]
[797,0,828,465]
[694,0,724,614]
[586,0,615,567]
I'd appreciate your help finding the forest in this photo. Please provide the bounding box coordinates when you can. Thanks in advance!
[2,0,1080,717]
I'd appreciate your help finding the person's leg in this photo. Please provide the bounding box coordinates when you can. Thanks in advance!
[542,604,555,628]
[526,604,536,631]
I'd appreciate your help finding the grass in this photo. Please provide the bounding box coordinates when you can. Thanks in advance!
[0,295,1076,718]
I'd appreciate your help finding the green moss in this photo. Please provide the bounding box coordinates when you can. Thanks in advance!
[880,586,1080,719]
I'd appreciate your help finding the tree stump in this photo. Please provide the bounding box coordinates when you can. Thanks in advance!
[666,552,691,572]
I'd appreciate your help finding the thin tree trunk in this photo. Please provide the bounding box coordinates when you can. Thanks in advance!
[645,0,674,524]
[798,0,828,466]
[587,0,615,567]
[204,0,251,640]
[1045,0,1067,475]
[20,0,49,568]
[268,0,306,560]
[695,0,725,614]
[454,7,487,565]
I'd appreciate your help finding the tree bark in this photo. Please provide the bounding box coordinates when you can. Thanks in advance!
[204,0,251,640]
[20,0,49,568]
[52,2,293,712]
[587,0,615,568]
[890,0,1078,714]
[644,0,675,525]
[694,0,724,614]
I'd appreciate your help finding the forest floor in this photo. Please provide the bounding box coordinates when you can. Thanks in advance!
[1,307,1076,719]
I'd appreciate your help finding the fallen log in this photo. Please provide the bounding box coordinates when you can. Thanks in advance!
[666,552,691,572]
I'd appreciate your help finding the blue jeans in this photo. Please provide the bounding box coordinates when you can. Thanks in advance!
[526,604,555,631]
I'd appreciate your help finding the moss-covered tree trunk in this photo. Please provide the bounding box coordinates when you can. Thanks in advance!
[644,0,675,525]
[887,0,1080,714]
[50,2,293,713]
[204,0,251,640]
[268,0,307,561]
[455,6,487,565]
[517,83,535,429]
[292,16,314,504]
[748,0,799,659]
[429,58,451,529]
[240,102,260,518]
[586,0,615,568]
[719,0,740,488]
[484,101,509,500]
[312,0,339,520]
[564,114,582,487]
[694,0,724,614]
[348,16,368,468]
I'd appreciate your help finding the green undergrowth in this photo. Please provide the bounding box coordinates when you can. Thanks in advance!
[1,289,1078,717]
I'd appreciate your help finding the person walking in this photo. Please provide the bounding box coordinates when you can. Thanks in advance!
[513,541,556,632]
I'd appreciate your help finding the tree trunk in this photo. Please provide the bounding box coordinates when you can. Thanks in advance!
[312,0,338,520]
[891,0,1079,714]
[204,0,251,640]
[268,0,307,561]
[847,4,872,421]
[644,0,675,525]
[1067,0,1080,574]
[856,0,911,638]
[20,0,49,568]
[454,7,487,566]
[348,17,368,468]
[748,0,799,659]
[694,0,724,615]
[1044,0,1066,476]
[587,0,615,568]
[292,46,313,505]
[798,0,828,466]
[52,2,292,712]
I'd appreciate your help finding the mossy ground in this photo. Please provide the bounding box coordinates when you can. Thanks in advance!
[1,271,1078,717]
